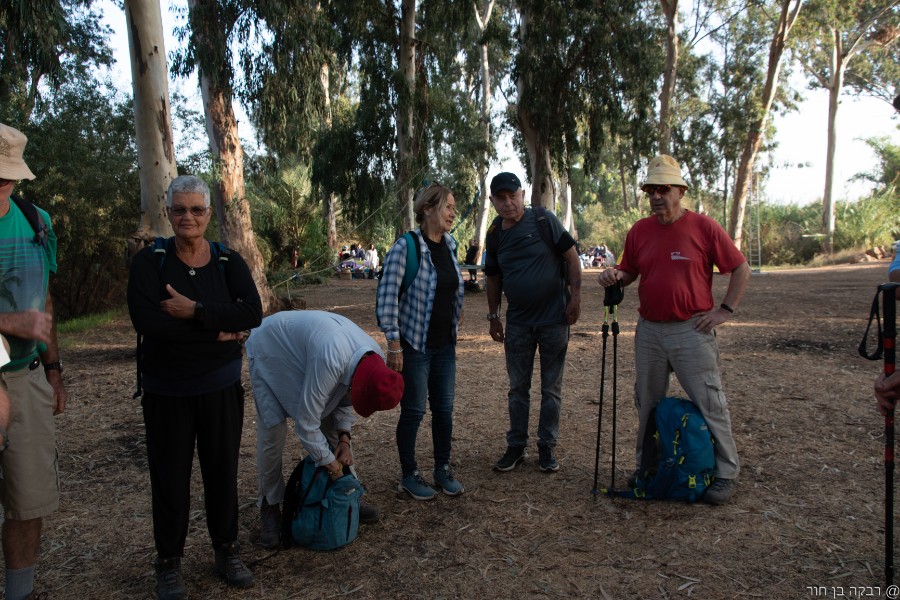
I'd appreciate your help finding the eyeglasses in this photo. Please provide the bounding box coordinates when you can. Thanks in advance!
[169,206,209,217]
[643,184,673,196]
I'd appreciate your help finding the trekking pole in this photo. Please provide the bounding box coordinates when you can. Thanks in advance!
[859,282,900,587]
[605,282,624,491]
[883,283,898,587]
[610,302,619,490]
[592,306,610,498]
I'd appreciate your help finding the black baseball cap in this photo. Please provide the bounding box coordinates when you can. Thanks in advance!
[490,172,522,195]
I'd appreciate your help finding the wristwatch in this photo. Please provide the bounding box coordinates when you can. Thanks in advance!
[42,360,63,374]
[487,312,501,321]
[194,301,205,320]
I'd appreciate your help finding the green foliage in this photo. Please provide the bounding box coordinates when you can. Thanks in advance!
[247,161,332,273]
[16,74,140,319]
[0,0,112,121]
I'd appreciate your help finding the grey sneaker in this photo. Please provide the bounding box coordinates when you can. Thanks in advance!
[258,499,281,549]
[214,541,254,588]
[399,470,437,501]
[493,446,525,472]
[538,446,560,472]
[704,478,737,505]
[154,557,188,600]
[433,465,464,496]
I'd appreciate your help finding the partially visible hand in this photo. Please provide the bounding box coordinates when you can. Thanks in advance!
[597,268,621,288]
[4,310,53,344]
[386,351,403,372]
[46,370,67,415]
[693,308,729,334]
[875,372,900,416]
[160,284,196,319]
[489,318,504,343]
[335,440,354,466]
[216,331,242,342]
[565,298,581,325]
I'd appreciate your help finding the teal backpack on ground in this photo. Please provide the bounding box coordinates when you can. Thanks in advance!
[280,455,365,551]
[628,396,716,503]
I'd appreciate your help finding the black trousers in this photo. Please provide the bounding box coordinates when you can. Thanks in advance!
[142,382,245,558]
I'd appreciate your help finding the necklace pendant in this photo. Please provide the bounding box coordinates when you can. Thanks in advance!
[188,267,196,276]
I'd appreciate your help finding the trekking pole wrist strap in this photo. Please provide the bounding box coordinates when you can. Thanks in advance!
[720,303,734,314]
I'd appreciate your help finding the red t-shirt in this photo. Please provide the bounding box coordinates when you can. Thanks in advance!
[617,211,747,322]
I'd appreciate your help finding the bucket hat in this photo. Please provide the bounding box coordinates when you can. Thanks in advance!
[642,154,687,190]
[0,124,36,181]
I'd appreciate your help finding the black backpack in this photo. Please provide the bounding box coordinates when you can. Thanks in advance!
[10,195,49,253]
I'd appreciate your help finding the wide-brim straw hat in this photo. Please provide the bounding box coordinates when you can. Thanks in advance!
[642,154,687,189]
[0,124,35,181]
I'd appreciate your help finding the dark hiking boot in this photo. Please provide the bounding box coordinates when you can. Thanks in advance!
[538,446,560,472]
[493,446,526,472]
[258,499,281,549]
[154,556,188,600]
[214,541,254,588]
[359,496,381,524]
[704,478,737,505]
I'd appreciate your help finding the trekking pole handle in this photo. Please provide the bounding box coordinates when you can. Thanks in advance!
[603,281,624,307]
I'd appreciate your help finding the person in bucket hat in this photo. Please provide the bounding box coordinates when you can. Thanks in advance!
[0,123,68,599]
[597,154,750,505]
[245,310,403,548]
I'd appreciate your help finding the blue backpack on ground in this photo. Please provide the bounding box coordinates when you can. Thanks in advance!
[280,455,365,551]
[628,396,716,503]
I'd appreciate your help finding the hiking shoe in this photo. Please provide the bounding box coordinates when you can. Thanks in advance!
[154,556,188,600]
[493,446,525,472]
[258,499,281,549]
[627,470,639,489]
[433,465,464,496]
[214,541,254,588]
[399,470,437,501]
[704,478,737,505]
[538,446,560,472]
[359,496,381,524]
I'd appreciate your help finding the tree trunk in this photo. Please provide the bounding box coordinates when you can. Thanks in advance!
[124,0,175,257]
[515,4,555,210]
[559,171,573,231]
[618,144,629,211]
[822,34,844,254]
[396,0,417,233]
[472,0,496,265]
[729,0,801,249]
[320,59,339,252]
[658,0,679,155]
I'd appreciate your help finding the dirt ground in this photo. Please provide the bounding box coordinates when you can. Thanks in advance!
[30,261,898,599]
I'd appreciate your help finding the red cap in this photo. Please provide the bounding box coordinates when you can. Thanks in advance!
[351,354,403,417]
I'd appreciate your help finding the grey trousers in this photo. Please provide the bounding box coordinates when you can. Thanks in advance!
[633,316,740,480]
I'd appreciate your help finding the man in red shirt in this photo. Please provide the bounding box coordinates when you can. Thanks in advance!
[597,154,750,505]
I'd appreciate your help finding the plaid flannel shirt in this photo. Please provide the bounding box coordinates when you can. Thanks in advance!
[376,229,464,352]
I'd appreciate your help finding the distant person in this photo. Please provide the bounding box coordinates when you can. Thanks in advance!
[247,311,403,547]
[365,244,379,279]
[484,172,582,473]
[128,175,263,598]
[376,184,465,500]
[597,154,749,505]
[0,123,68,600]
[464,238,479,283]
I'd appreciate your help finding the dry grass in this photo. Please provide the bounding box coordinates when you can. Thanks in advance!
[30,262,896,599]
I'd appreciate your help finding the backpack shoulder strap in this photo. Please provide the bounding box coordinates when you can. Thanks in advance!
[399,231,420,296]
[10,195,49,253]
[485,216,502,253]
[152,237,170,270]
[532,206,558,256]
[210,241,231,273]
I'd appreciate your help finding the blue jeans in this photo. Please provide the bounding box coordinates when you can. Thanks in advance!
[504,322,569,449]
[396,340,457,477]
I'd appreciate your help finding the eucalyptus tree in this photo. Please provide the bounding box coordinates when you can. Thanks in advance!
[512,0,661,210]
[0,0,111,122]
[792,0,900,253]
[124,0,177,249]
[659,0,681,154]
[728,0,802,249]
[173,0,275,311]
